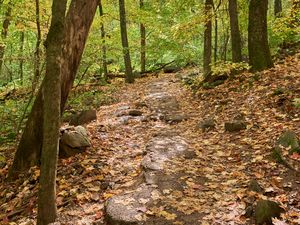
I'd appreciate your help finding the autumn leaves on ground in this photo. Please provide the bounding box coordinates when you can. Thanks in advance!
[0,52,299,224]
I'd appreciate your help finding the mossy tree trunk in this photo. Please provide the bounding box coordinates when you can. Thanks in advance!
[8,0,99,179]
[228,0,242,62]
[37,0,67,224]
[203,0,213,78]
[248,0,273,72]
[119,0,134,83]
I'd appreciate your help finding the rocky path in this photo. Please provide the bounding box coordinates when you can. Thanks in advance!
[93,74,253,225]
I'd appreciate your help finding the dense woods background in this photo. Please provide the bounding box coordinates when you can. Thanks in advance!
[0,0,299,224]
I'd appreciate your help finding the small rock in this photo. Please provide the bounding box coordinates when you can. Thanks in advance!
[198,118,215,131]
[59,126,91,158]
[225,120,246,132]
[70,109,97,126]
[128,109,143,117]
[255,200,284,225]
[276,130,300,153]
[248,179,264,193]
[161,114,188,124]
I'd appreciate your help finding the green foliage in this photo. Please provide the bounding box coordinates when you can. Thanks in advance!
[293,98,300,108]
[211,61,250,76]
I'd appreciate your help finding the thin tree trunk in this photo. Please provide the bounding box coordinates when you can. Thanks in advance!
[203,0,213,78]
[140,0,146,73]
[8,0,99,179]
[248,0,273,71]
[99,0,108,81]
[37,0,67,224]
[19,31,25,85]
[119,0,134,83]
[274,0,282,17]
[228,0,242,62]
[33,0,42,90]
[214,15,218,63]
[0,4,12,75]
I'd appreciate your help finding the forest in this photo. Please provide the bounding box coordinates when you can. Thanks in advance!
[0,0,300,224]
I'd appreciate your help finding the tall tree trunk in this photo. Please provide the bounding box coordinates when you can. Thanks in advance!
[274,0,282,17]
[0,4,12,75]
[214,15,218,63]
[140,0,146,73]
[119,0,134,83]
[248,0,273,72]
[203,0,213,78]
[228,0,242,62]
[8,0,99,179]
[99,0,108,81]
[19,31,25,85]
[33,0,42,90]
[37,0,67,224]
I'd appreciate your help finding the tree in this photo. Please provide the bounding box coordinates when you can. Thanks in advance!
[8,0,99,179]
[0,3,12,75]
[33,0,42,90]
[19,31,24,85]
[203,0,213,77]
[99,0,108,81]
[274,0,282,17]
[37,0,67,224]
[119,0,134,83]
[228,0,242,62]
[248,0,273,72]
[140,0,146,73]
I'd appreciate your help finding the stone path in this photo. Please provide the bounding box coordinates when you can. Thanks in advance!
[105,79,203,224]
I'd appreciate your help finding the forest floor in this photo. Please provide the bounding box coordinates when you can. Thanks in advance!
[1,52,300,225]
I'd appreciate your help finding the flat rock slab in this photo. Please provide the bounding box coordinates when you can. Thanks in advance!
[105,185,156,225]
[145,93,180,113]
[142,136,189,171]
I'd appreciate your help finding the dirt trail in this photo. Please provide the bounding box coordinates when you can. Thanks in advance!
[87,74,253,225]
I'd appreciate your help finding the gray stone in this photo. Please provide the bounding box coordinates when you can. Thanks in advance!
[70,109,97,126]
[105,185,155,225]
[198,118,215,131]
[141,136,188,172]
[255,200,284,225]
[59,126,91,157]
[225,120,246,132]
[161,114,188,124]
[276,130,300,153]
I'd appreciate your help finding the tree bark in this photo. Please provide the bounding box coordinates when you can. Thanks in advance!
[140,0,146,73]
[228,0,242,62]
[203,0,213,78]
[248,0,273,72]
[19,31,25,85]
[119,0,134,83]
[0,4,12,75]
[8,0,99,179]
[37,0,67,224]
[33,0,42,90]
[274,0,282,17]
[99,0,108,81]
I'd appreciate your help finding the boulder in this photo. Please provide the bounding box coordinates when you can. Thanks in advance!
[70,109,97,126]
[59,126,91,158]
[276,130,300,153]
[255,200,284,225]
[225,120,246,132]
[198,118,215,131]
